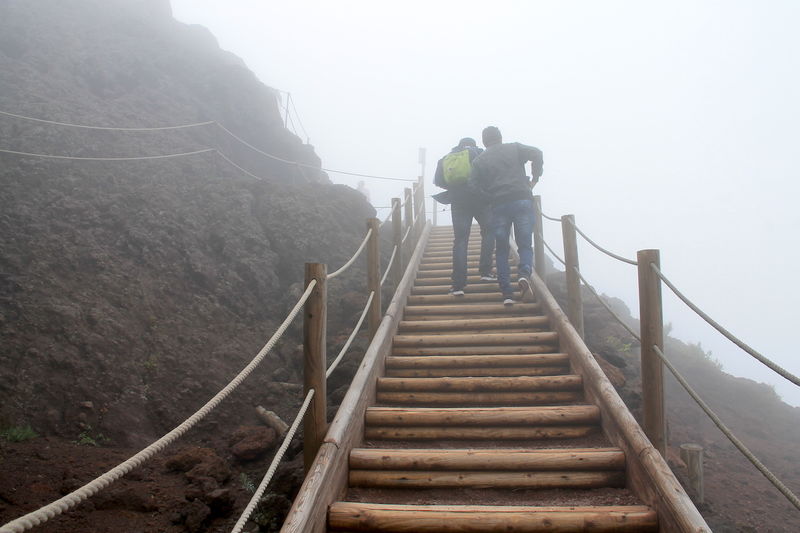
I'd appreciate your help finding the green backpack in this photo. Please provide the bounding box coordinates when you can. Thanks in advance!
[442,149,471,185]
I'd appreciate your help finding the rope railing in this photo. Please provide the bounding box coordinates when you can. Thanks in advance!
[541,211,561,222]
[0,280,317,533]
[326,291,374,379]
[652,345,800,512]
[380,245,398,287]
[327,228,372,280]
[0,109,215,131]
[569,219,638,266]
[542,239,567,266]
[230,389,315,533]
[0,147,215,161]
[400,225,412,245]
[651,264,800,388]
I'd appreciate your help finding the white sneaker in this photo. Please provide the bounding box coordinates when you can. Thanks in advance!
[480,274,497,281]
[449,288,465,297]
[518,276,532,299]
[503,297,515,306]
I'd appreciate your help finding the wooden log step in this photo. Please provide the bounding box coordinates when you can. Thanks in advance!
[411,284,504,295]
[423,250,482,258]
[348,469,625,489]
[418,267,516,278]
[403,303,541,316]
[392,331,558,348]
[414,276,489,286]
[364,425,598,441]
[407,293,529,306]
[385,353,570,369]
[392,345,559,357]
[365,405,599,426]
[420,260,482,270]
[385,366,569,378]
[349,447,626,471]
[377,390,583,406]
[398,316,549,332]
[328,502,658,532]
[377,375,582,393]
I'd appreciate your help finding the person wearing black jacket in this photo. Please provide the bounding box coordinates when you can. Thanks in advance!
[470,126,543,305]
[433,137,495,296]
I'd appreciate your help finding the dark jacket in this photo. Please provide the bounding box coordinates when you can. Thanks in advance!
[433,145,485,207]
[469,142,543,206]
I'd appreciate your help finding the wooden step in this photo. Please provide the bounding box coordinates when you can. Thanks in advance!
[398,316,549,332]
[376,390,584,406]
[414,276,492,286]
[376,375,582,392]
[328,502,658,532]
[417,268,516,278]
[392,331,557,348]
[349,470,625,489]
[392,345,559,357]
[349,447,625,471]
[403,303,540,316]
[411,284,505,295]
[385,353,570,377]
[365,405,599,426]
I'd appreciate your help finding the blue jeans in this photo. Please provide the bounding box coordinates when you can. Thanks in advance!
[492,198,534,297]
[451,203,494,289]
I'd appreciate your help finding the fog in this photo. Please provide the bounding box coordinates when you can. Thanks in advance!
[170,1,800,406]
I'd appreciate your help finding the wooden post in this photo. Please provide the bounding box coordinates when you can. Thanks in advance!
[532,195,546,279]
[412,182,420,244]
[403,187,413,262]
[561,214,584,339]
[680,443,704,503]
[637,249,666,457]
[391,198,403,286]
[366,218,381,338]
[432,198,438,227]
[303,262,327,473]
[416,176,426,241]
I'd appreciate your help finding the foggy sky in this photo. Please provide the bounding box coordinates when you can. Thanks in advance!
[170,0,800,407]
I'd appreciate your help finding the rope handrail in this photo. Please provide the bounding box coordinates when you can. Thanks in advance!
[327,228,372,280]
[542,239,567,266]
[541,210,561,222]
[0,147,215,161]
[568,219,638,266]
[651,264,800,387]
[400,225,412,245]
[326,291,374,379]
[214,123,414,182]
[230,389,315,533]
[0,109,215,131]
[652,345,800,511]
[380,245,398,287]
[544,251,799,512]
[0,280,317,533]
[0,108,414,182]
[379,207,394,228]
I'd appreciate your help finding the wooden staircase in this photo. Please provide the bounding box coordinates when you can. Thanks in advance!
[282,224,709,533]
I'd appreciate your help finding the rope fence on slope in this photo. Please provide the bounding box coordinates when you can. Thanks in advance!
[230,389,315,533]
[651,264,800,388]
[327,228,372,280]
[326,291,375,379]
[0,281,317,533]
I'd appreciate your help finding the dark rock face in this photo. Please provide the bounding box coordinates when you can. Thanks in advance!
[0,0,375,448]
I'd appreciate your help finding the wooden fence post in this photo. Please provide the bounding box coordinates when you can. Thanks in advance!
[562,214,584,339]
[637,249,666,457]
[366,217,381,338]
[432,198,437,227]
[680,443,705,503]
[533,195,546,279]
[391,198,403,286]
[403,187,413,263]
[303,262,327,473]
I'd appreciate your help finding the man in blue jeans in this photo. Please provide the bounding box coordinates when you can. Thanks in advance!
[433,137,495,296]
[470,126,543,305]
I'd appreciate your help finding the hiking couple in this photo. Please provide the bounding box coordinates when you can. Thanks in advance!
[433,126,543,306]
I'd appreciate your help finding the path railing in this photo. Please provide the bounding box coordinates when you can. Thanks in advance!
[0,104,431,532]
[534,195,800,512]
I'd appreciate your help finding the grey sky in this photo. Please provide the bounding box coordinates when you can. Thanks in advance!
[170,0,800,406]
